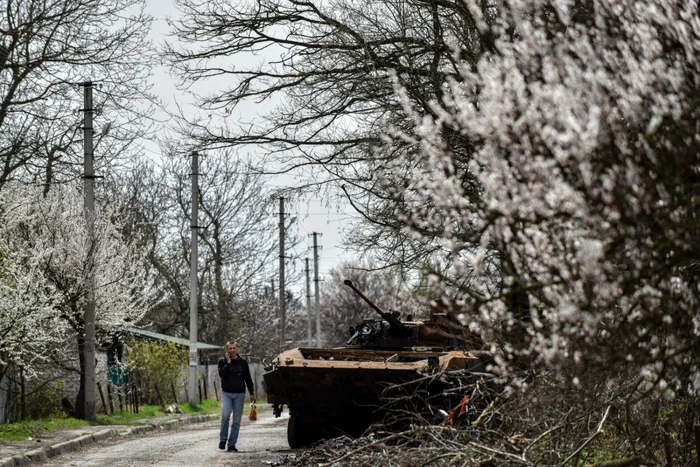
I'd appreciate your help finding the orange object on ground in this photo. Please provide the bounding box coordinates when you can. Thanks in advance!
[441,394,470,426]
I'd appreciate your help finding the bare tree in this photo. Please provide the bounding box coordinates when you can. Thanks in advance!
[236,286,308,359]
[164,0,495,273]
[120,151,292,349]
[0,0,156,189]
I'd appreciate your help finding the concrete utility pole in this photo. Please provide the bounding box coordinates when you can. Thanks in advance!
[313,232,321,348]
[82,81,96,421]
[305,258,312,347]
[188,151,199,406]
[279,197,286,351]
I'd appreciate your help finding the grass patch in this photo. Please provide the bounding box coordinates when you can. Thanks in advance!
[0,399,227,443]
[0,417,87,442]
[179,399,220,415]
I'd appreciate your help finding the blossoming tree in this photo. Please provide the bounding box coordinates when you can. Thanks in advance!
[382,0,700,460]
[0,182,153,418]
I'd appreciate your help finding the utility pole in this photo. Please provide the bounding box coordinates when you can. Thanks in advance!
[82,81,96,421]
[305,258,312,347]
[313,232,321,348]
[188,151,199,406]
[279,197,286,351]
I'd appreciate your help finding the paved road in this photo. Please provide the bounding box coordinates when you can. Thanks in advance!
[41,410,291,467]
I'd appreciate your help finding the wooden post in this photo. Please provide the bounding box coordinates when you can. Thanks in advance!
[130,384,135,413]
[19,366,26,421]
[96,382,108,415]
[213,380,220,402]
[106,382,114,414]
[184,384,189,404]
[154,385,166,410]
[198,379,203,404]
[134,384,139,414]
[118,388,124,413]
[203,374,208,400]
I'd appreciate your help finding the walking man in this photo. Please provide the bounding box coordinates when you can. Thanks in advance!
[218,340,255,452]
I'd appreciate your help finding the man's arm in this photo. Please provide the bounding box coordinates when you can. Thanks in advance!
[243,360,255,401]
[218,358,227,378]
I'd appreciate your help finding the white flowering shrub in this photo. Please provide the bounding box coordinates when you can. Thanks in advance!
[0,182,151,380]
[389,1,700,393]
[378,2,700,460]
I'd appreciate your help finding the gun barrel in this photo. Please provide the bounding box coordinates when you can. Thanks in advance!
[344,280,410,334]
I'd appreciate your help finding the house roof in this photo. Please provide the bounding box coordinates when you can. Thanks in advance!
[124,327,222,350]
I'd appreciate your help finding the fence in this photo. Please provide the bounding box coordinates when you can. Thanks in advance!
[0,357,268,422]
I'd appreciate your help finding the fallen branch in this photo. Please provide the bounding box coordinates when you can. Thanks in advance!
[467,440,528,464]
[318,430,412,467]
[471,397,501,428]
[584,456,653,467]
[558,405,611,467]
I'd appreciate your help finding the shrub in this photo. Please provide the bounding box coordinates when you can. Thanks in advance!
[124,340,187,405]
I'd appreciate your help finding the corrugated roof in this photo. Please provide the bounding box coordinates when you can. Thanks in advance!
[124,328,222,350]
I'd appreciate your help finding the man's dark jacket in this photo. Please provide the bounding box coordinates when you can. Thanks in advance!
[218,354,255,395]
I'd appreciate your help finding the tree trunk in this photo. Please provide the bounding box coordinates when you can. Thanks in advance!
[19,366,25,421]
[74,334,86,419]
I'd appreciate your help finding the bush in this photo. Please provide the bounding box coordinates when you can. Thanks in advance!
[25,378,65,420]
[124,340,187,406]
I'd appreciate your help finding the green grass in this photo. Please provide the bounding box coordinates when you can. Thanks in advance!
[0,417,87,441]
[179,399,221,415]
[0,399,227,443]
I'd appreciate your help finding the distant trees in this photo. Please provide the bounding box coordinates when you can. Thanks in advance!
[236,287,307,358]
[120,152,293,354]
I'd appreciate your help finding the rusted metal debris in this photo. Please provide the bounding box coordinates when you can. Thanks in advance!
[264,280,494,449]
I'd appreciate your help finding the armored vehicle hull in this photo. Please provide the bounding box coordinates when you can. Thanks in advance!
[264,346,489,448]
[264,280,491,448]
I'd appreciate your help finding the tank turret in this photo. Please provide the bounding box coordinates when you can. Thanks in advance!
[344,279,414,348]
[344,279,470,350]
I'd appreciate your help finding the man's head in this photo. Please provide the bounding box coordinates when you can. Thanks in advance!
[226,341,238,356]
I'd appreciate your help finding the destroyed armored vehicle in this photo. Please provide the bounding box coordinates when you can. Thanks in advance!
[263,280,492,448]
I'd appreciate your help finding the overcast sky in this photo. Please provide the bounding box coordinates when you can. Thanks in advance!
[141,1,352,292]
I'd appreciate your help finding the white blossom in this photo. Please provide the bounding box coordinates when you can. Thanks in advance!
[385,0,700,393]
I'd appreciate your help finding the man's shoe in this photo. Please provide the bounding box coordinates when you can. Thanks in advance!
[227,445,238,452]
[218,441,226,450]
